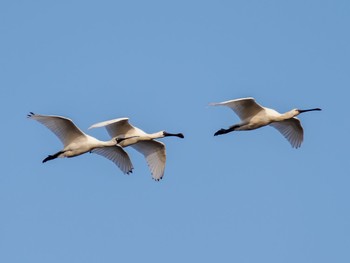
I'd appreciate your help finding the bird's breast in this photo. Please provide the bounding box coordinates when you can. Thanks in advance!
[240,115,272,130]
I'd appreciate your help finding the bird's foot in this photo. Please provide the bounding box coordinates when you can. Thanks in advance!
[214,128,228,136]
[42,151,63,163]
[42,155,54,163]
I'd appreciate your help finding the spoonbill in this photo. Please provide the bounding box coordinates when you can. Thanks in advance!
[27,112,134,174]
[210,97,321,148]
[89,118,184,180]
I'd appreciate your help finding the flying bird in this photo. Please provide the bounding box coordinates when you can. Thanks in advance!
[28,113,133,174]
[210,97,321,148]
[89,118,184,180]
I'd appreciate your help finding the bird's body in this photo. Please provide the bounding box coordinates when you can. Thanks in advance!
[28,113,133,174]
[89,118,184,180]
[211,97,321,148]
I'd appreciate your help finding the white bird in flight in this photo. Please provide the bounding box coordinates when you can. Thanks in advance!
[210,97,321,148]
[89,118,184,180]
[28,113,134,174]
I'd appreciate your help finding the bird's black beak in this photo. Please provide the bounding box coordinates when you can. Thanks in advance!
[177,133,185,138]
[163,132,184,138]
[298,108,322,113]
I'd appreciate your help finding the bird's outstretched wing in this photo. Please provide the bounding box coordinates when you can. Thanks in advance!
[210,97,264,121]
[131,140,166,181]
[27,112,85,147]
[270,118,304,148]
[91,146,134,174]
[89,118,145,138]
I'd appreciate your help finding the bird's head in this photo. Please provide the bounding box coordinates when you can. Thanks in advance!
[115,136,140,145]
[295,108,322,116]
[291,108,301,117]
[115,137,126,144]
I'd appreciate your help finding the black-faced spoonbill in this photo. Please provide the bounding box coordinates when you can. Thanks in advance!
[89,118,184,180]
[210,97,321,148]
[28,113,133,174]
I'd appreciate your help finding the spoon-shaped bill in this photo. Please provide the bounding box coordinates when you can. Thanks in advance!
[163,132,185,138]
[298,108,322,113]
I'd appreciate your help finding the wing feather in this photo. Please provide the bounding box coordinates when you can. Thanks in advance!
[210,97,264,121]
[131,140,166,181]
[28,113,85,147]
[89,118,144,138]
[270,118,304,148]
[92,146,134,174]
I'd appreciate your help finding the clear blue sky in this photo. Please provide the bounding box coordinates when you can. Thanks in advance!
[1,1,349,262]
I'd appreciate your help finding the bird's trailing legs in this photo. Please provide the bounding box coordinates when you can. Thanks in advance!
[42,151,64,163]
[214,125,240,136]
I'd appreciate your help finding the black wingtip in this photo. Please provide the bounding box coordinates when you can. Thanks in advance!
[153,176,163,182]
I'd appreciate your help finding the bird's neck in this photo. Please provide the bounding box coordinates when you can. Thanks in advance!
[277,110,298,121]
[99,139,118,147]
[147,131,165,139]
[85,135,117,150]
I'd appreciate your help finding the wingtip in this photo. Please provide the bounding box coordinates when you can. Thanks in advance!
[89,117,130,130]
[87,124,96,130]
[291,142,302,149]
[153,178,162,182]
[27,112,35,118]
[152,175,163,181]
[126,168,134,175]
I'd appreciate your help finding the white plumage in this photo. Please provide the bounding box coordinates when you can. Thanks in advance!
[28,113,133,174]
[89,118,184,180]
[211,97,321,148]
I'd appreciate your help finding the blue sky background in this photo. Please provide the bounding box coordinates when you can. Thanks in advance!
[1,1,349,262]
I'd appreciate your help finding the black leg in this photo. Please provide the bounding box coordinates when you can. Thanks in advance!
[214,125,239,136]
[42,151,64,163]
[214,128,229,136]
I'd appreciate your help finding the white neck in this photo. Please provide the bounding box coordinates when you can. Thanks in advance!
[275,110,298,121]
[87,135,117,147]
